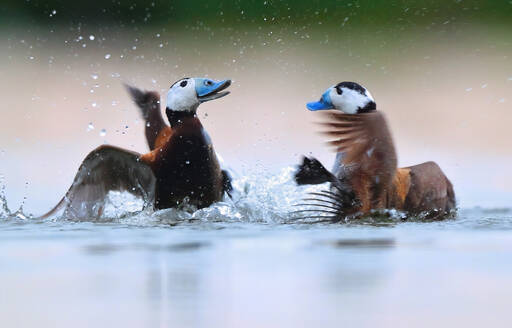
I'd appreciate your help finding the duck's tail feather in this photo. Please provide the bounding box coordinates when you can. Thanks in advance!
[294,156,338,186]
[292,177,356,223]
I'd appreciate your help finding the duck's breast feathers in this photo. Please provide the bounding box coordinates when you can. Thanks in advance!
[154,126,173,149]
[318,111,397,172]
[41,145,155,219]
[169,116,209,143]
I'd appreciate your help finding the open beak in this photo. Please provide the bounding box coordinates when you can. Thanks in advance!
[195,78,232,103]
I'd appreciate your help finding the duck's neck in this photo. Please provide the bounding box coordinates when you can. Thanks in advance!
[358,101,377,113]
[166,108,197,128]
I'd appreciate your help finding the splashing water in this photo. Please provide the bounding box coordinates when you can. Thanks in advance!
[0,167,465,226]
[17,166,326,225]
[0,175,10,218]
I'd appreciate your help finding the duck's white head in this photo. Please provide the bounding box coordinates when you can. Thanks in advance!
[166,77,231,112]
[307,81,376,114]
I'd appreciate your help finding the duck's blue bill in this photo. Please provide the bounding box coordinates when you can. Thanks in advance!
[195,78,231,97]
[306,100,333,111]
[306,89,334,111]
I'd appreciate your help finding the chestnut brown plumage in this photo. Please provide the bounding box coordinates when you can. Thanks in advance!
[296,111,456,221]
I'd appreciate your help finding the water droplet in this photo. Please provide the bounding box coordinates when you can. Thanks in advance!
[99,129,107,137]
[185,160,190,165]
[49,9,57,17]
[105,54,111,59]
[87,122,94,131]
[146,122,151,127]
[159,43,164,48]
[89,35,95,41]
[132,46,137,50]
[91,74,98,80]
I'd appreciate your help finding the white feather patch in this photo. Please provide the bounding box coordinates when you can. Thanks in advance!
[166,78,199,112]
[330,87,373,114]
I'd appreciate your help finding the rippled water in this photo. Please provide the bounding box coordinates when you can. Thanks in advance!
[1,169,511,327]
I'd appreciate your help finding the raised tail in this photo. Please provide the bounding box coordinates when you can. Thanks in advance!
[124,84,167,150]
[293,156,356,222]
[294,156,338,186]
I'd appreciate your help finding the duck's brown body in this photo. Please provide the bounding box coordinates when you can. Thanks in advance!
[153,126,173,149]
[131,101,227,209]
[296,111,455,220]
[141,112,224,209]
[127,84,232,207]
[389,163,455,215]
[344,160,455,217]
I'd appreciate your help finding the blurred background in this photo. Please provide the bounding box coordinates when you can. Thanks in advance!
[0,0,511,214]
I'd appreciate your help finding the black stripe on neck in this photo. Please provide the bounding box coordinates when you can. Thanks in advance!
[165,108,196,127]
[358,101,377,113]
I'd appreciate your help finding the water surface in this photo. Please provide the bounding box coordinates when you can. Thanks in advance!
[1,172,511,328]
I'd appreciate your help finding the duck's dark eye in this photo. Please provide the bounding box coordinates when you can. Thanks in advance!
[205,80,213,86]
[180,80,188,88]
[336,87,343,95]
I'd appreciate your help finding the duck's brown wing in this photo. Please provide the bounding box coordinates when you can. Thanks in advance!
[41,145,156,219]
[320,111,397,171]
[319,111,398,210]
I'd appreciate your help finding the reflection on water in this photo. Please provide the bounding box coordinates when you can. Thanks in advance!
[1,207,512,327]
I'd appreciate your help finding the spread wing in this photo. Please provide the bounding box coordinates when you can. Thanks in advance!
[319,111,397,172]
[41,145,156,219]
[294,111,398,221]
